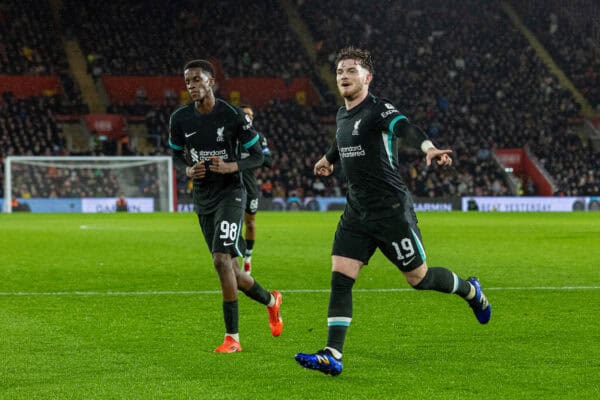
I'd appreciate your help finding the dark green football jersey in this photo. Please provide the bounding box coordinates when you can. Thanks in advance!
[241,131,272,195]
[335,93,411,220]
[169,99,261,213]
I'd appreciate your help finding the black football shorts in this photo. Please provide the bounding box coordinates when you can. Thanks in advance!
[245,193,259,215]
[332,205,426,272]
[197,197,246,256]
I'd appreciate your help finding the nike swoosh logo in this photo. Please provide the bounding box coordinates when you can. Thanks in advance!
[224,242,234,246]
[402,256,416,266]
[184,131,197,138]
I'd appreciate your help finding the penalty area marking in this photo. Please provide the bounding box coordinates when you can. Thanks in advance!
[0,286,599,296]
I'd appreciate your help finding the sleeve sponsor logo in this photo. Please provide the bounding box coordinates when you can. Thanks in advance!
[381,103,399,118]
[381,109,399,118]
[243,114,253,130]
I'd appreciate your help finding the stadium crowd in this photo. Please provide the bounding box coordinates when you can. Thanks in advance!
[511,0,600,111]
[0,0,89,115]
[10,165,121,199]
[299,0,596,196]
[0,92,67,157]
[0,0,64,75]
[1,0,599,203]
[60,0,315,80]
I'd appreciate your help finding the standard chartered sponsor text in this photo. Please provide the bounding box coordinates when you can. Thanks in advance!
[340,145,366,158]
[191,148,229,162]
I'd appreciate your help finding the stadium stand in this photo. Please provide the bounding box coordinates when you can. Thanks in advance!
[0,92,66,156]
[60,0,316,79]
[0,0,88,114]
[0,0,65,75]
[9,165,121,199]
[510,0,600,111]
[1,0,599,204]
[298,0,596,196]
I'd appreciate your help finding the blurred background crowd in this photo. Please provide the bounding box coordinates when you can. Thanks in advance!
[1,0,599,204]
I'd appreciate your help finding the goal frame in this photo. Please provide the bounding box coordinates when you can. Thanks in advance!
[3,156,174,213]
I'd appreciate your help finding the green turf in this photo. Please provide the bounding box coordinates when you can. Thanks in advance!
[0,212,598,399]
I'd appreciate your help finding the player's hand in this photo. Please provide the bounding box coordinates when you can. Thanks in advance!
[425,148,453,167]
[314,156,333,176]
[186,162,207,179]
[208,156,237,174]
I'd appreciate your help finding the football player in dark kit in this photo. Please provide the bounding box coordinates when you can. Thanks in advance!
[239,104,273,274]
[169,60,283,353]
[295,47,491,375]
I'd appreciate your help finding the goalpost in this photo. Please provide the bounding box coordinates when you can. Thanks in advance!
[3,156,174,213]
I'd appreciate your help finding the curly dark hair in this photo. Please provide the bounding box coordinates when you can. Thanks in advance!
[334,47,374,74]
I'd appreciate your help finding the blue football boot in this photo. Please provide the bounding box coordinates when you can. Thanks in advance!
[295,348,343,376]
[467,277,491,324]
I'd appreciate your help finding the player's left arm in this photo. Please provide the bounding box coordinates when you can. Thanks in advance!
[259,132,273,168]
[378,101,452,167]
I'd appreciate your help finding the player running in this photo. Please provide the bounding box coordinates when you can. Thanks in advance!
[239,104,273,274]
[295,47,491,376]
[169,59,283,353]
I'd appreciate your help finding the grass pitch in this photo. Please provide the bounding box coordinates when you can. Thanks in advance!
[0,211,598,399]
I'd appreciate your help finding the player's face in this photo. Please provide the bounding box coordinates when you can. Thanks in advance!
[242,107,254,121]
[184,68,214,102]
[336,59,372,100]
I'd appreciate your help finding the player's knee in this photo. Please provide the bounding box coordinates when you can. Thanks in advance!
[245,218,256,232]
[405,263,429,288]
[411,275,433,290]
[212,253,231,273]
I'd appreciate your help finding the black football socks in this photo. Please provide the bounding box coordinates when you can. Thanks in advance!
[413,266,472,297]
[326,271,355,356]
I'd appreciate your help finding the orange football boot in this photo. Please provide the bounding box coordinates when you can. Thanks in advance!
[267,290,283,336]
[213,336,242,353]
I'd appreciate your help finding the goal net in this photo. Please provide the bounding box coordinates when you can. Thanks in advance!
[3,156,173,213]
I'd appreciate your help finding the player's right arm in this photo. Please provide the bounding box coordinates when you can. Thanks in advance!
[168,111,206,179]
[314,138,338,176]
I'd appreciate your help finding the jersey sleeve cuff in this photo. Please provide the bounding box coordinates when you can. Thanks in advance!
[421,140,434,153]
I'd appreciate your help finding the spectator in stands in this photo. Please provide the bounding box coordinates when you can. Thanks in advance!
[260,179,273,198]
[116,192,128,212]
[11,196,31,212]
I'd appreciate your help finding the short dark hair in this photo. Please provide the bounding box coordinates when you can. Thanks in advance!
[239,104,253,111]
[334,47,374,74]
[183,59,215,77]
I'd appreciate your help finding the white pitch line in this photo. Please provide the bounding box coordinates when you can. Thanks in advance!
[0,286,598,296]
